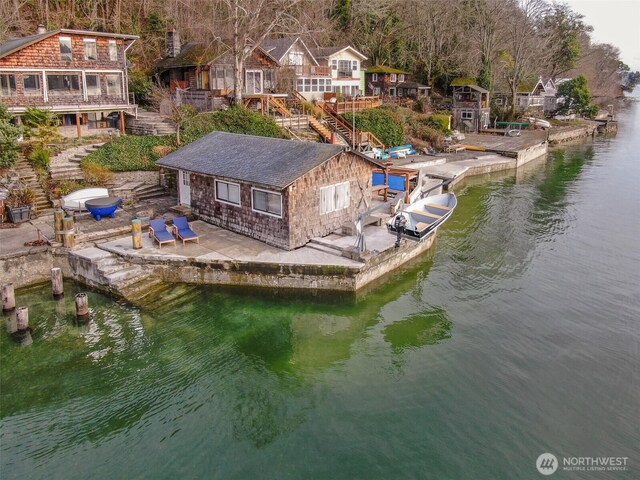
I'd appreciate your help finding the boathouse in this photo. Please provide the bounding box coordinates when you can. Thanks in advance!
[156,132,383,250]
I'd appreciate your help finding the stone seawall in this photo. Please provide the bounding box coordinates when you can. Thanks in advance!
[0,248,70,289]
[548,124,598,144]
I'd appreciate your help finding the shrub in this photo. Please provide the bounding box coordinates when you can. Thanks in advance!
[83,163,113,185]
[427,114,451,132]
[345,108,404,147]
[0,103,21,168]
[81,135,176,171]
[22,106,60,146]
[6,188,35,207]
[28,147,52,170]
[181,107,287,144]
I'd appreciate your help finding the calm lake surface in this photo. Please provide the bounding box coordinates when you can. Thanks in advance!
[2,100,639,480]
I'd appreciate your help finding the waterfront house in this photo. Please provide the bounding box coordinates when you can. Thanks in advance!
[364,66,411,99]
[156,132,383,250]
[154,30,280,110]
[451,79,490,132]
[308,46,367,98]
[0,25,138,137]
[260,37,333,101]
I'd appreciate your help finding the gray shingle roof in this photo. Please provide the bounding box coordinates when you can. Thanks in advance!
[0,29,138,59]
[0,32,50,58]
[156,132,348,189]
[260,38,296,63]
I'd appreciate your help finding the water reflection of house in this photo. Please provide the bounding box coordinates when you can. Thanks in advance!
[0,25,138,137]
[450,79,490,132]
[156,131,384,250]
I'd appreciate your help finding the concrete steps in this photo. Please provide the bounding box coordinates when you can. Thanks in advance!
[126,110,177,136]
[49,143,105,181]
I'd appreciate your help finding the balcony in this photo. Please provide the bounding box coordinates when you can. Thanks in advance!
[286,65,331,77]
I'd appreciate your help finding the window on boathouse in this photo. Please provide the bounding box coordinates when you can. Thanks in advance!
[252,188,282,217]
[215,180,241,206]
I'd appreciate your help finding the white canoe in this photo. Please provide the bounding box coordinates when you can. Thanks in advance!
[61,188,109,211]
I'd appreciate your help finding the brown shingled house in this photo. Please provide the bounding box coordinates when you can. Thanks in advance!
[0,25,138,137]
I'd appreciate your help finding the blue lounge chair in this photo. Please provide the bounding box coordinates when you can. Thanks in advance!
[149,218,176,248]
[172,216,199,245]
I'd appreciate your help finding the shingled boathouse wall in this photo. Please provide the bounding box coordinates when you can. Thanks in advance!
[157,132,382,250]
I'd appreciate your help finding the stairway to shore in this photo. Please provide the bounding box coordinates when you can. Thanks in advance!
[49,143,104,181]
[68,247,161,299]
[12,156,52,217]
[110,181,168,202]
[126,110,177,136]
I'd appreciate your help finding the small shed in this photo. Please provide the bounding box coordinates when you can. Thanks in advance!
[451,80,490,132]
[156,132,383,250]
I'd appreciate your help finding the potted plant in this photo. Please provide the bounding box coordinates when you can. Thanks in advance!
[6,188,35,223]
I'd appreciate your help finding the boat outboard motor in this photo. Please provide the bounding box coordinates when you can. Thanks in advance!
[394,214,407,248]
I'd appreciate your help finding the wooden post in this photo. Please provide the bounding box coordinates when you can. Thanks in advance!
[16,307,28,332]
[54,209,65,243]
[75,293,90,320]
[63,216,75,248]
[76,112,82,138]
[2,283,15,312]
[5,310,17,334]
[51,268,64,299]
[131,219,143,249]
[119,111,125,134]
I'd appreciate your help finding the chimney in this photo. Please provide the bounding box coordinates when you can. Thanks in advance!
[36,23,47,34]
[166,29,180,58]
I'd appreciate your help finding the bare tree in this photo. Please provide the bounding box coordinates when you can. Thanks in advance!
[181,0,309,105]
[499,0,548,116]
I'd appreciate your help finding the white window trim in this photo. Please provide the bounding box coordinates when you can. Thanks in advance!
[371,73,378,82]
[461,110,474,120]
[251,187,283,219]
[83,38,97,60]
[59,36,73,61]
[390,74,397,83]
[215,179,242,206]
[320,181,350,215]
[108,40,118,61]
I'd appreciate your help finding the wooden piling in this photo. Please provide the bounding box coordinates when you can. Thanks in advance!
[2,283,15,312]
[75,293,90,320]
[131,219,143,249]
[5,310,17,334]
[51,267,64,298]
[54,209,65,243]
[16,307,29,332]
[63,216,75,248]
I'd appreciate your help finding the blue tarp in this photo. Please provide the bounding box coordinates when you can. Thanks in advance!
[372,172,406,191]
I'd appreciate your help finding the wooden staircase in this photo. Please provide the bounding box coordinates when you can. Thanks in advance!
[318,102,385,152]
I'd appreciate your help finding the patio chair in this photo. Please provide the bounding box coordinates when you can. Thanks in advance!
[172,216,200,245]
[149,218,176,248]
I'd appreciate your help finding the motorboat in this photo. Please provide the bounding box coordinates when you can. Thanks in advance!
[388,192,457,241]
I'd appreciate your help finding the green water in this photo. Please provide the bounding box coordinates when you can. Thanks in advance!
[2,103,639,479]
